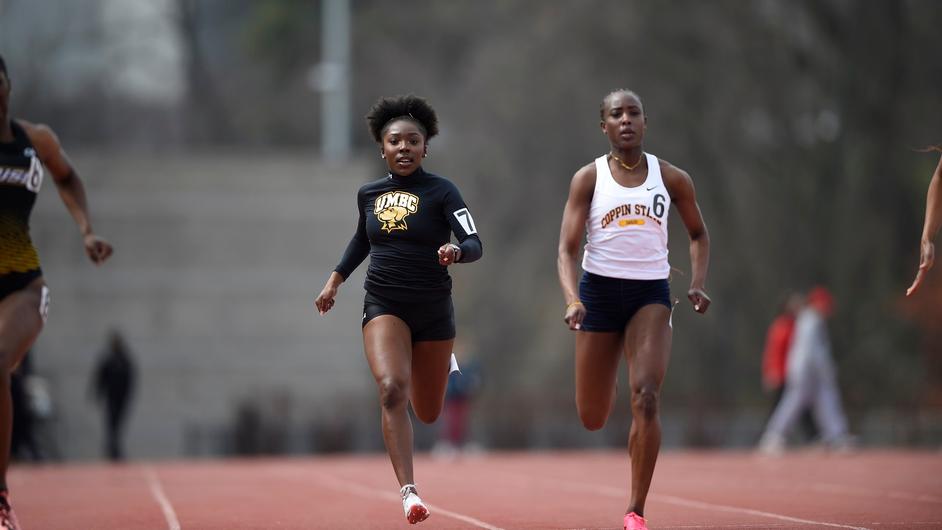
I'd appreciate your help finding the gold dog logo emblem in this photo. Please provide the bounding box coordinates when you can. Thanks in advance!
[374,191,420,233]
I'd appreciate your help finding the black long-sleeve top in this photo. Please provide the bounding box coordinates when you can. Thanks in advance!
[335,167,482,302]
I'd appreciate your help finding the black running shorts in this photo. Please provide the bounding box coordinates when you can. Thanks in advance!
[362,290,456,342]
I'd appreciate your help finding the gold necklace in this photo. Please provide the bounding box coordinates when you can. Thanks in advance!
[610,151,644,171]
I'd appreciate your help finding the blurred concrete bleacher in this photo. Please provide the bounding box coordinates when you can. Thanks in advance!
[30,150,382,460]
[23,150,942,461]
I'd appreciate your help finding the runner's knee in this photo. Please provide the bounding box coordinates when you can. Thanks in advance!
[378,376,409,410]
[632,385,659,421]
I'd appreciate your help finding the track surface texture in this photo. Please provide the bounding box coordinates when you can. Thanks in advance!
[9,450,941,529]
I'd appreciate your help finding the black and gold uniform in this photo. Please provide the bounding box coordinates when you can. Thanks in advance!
[0,120,43,300]
[335,167,482,341]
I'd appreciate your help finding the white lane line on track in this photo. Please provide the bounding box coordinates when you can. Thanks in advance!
[497,470,870,530]
[267,466,504,530]
[565,522,942,529]
[654,493,870,530]
[320,475,506,530]
[810,482,942,505]
[870,521,942,528]
[572,525,942,529]
[706,474,942,507]
[143,466,181,530]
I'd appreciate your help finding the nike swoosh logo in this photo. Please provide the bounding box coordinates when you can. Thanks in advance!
[646,186,658,191]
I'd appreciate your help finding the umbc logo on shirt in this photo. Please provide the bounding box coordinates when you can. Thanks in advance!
[374,191,420,233]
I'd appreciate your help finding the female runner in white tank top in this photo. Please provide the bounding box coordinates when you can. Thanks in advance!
[557,89,711,530]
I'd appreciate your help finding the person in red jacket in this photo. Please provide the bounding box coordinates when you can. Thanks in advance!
[761,293,816,442]
[761,293,802,403]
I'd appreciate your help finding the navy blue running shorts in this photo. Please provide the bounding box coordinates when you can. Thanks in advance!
[362,290,456,342]
[578,271,672,332]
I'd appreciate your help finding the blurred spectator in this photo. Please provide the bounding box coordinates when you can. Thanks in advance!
[758,287,854,454]
[434,350,483,456]
[232,392,296,456]
[761,293,802,396]
[760,293,815,441]
[232,399,262,456]
[90,331,136,461]
[310,412,355,454]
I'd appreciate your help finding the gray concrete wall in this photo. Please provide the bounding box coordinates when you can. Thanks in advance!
[28,150,380,460]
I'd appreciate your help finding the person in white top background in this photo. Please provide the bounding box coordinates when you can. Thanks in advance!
[758,286,853,454]
[557,89,711,530]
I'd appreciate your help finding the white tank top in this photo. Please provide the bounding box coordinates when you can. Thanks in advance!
[582,152,671,280]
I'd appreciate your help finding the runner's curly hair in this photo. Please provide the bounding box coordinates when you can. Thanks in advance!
[366,94,438,143]
[0,54,7,77]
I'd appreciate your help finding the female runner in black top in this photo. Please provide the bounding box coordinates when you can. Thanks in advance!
[0,55,113,530]
[315,95,481,525]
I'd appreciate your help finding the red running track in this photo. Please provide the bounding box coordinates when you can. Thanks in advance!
[9,449,942,529]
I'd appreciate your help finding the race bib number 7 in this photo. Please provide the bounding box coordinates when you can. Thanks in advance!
[452,208,477,235]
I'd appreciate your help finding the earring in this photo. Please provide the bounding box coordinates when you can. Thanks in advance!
[381,153,385,159]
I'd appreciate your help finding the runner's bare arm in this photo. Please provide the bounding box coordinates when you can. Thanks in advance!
[558,163,596,329]
[663,162,710,313]
[22,120,112,265]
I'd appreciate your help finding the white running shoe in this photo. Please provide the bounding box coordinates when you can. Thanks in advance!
[400,484,430,524]
[757,433,786,456]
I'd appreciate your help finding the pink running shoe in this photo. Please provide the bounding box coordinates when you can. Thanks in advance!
[400,484,430,524]
[624,511,648,530]
[0,492,20,530]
